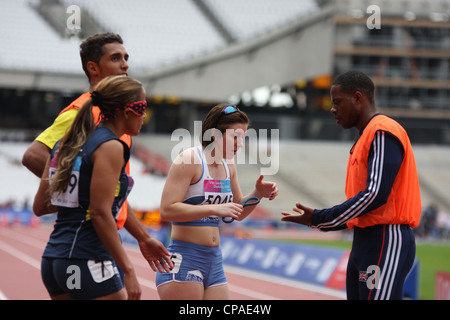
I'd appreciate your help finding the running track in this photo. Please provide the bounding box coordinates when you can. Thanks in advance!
[0,224,345,300]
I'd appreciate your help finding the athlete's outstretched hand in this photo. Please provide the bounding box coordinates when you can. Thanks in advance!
[255,175,278,200]
[281,202,314,227]
[138,237,174,273]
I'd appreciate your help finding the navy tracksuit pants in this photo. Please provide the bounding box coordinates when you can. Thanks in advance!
[346,224,416,300]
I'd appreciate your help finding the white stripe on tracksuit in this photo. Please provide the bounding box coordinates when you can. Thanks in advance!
[315,131,385,230]
[374,224,403,300]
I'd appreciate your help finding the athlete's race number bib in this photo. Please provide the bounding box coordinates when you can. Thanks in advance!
[204,179,233,205]
[50,155,81,208]
[203,179,233,219]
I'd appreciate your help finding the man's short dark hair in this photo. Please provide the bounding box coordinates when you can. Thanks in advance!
[332,71,375,104]
[80,33,123,81]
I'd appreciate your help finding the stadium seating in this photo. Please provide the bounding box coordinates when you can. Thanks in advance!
[203,0,317,41]
[0,0,318,73]
[0,0,80,73]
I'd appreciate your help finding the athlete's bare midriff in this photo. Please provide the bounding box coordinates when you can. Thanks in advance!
[171,224,220,247]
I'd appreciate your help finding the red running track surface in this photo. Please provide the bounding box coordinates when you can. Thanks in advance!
[0,224,345,300]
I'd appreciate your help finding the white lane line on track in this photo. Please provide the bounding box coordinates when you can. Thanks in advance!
[125,244,342,300]
[125,245,280,299]
[0,239,40,300]
[131,260,279,299]
[0,227,48,250]
[0,232,341,300]
[0,239,272,301]
[0,239,41,270]
[0,234,43,300]
[224,265,346,299]
[0,289,8,300]
[135,275,279,300]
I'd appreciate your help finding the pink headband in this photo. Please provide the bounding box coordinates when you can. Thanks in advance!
[100,100,147,121]
[124,100,147,116]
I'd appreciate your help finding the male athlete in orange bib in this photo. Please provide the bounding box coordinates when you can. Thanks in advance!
[282,71,421,300]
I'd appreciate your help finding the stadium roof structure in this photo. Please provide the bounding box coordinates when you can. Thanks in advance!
[0,0,321,100]
[1,0,449,102]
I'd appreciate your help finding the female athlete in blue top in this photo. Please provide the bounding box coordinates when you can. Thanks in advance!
[33,75,172,300]
[156,104,279,300]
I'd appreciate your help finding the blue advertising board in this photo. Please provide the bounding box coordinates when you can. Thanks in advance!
[220,235,348,288]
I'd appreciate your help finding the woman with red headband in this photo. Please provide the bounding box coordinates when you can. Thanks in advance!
[33,75,173,300]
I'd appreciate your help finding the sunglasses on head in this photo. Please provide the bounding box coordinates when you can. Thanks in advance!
[214,105,240,128]
[222,105,239,114]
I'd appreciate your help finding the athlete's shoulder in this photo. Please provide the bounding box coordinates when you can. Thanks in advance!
[59,92,91,115]
[35,108,79,148]
[370,114,403,129]
[84,128,130,163]
[173,146,202,166]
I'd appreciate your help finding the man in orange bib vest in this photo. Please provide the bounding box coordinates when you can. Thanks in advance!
[23,33,172,276]
[282,71,421,300]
